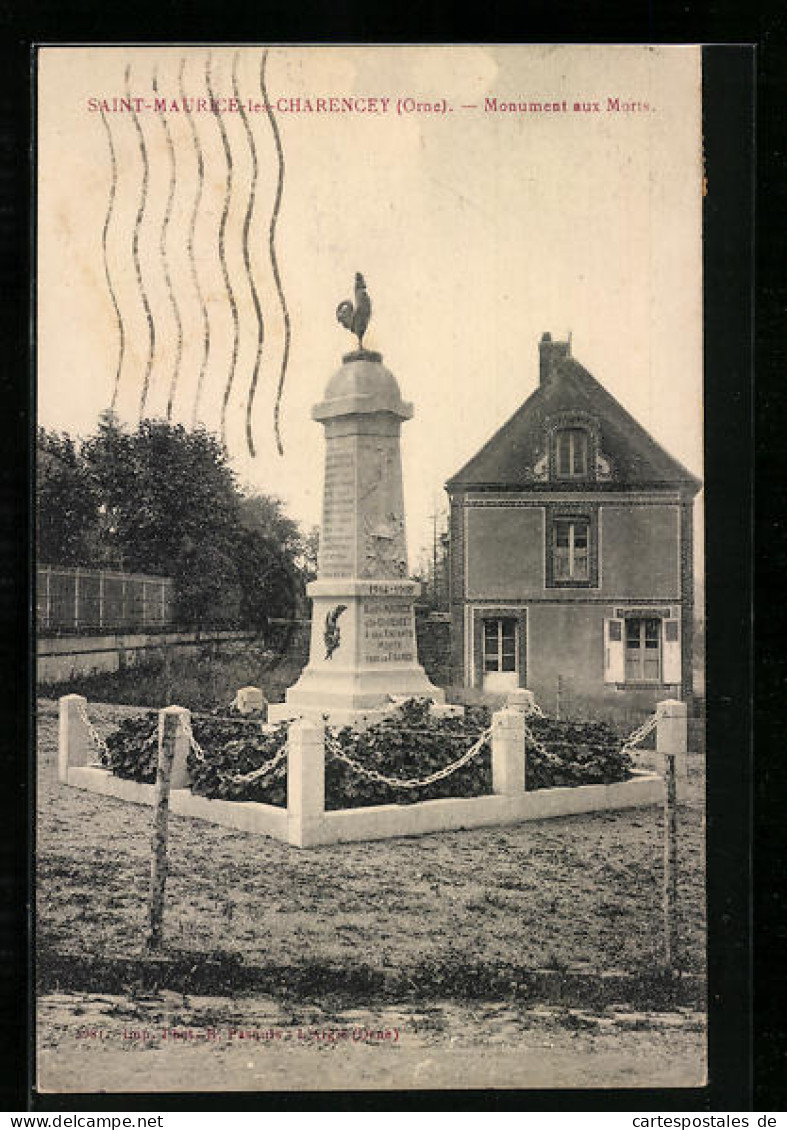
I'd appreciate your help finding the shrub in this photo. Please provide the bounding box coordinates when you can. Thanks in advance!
[104,713,160,782]
[524,714,634,789]
[100,698,633,809]
[324,698,492,809]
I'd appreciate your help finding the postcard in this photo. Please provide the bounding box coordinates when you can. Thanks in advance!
[36,43,706,1094]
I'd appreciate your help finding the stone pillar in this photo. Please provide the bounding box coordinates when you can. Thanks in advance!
[491,707,526,796]
[656,699,688,780]
[157,705,191,789]
[58,693,91,783]
[270,349,444,724]
[506,688,537,714]
[287,718,325,847]
[234,686,267,716]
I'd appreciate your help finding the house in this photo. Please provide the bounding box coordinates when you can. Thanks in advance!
[445,333,702,718]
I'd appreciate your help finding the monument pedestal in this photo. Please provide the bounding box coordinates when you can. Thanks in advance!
[269,347,444,726]
[269,579,444,724]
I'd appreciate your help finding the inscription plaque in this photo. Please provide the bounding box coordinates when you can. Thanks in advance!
[361,598,415,664]
[319,443,356,576]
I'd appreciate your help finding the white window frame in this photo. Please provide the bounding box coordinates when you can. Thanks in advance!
[624,616,662,684]
[555,427,589,479]
[552,517,590,583]
[482,616,518,674]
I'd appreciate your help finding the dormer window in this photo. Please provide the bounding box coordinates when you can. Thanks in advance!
[555,427,589,479]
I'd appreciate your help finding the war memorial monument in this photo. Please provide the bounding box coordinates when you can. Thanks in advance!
[269,274,445,725]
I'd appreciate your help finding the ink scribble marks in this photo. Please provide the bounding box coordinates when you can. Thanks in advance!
[125,63,156,420]
[261,48,291,457]
[206,53,240,448]
[153,67,183,421]
[98,107,125,411]
[94,52,294,462]
[180,56,211,429]
[233,51,265,459]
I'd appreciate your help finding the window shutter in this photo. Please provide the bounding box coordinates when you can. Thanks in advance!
[604,618,624,683]
[662,618,681,684]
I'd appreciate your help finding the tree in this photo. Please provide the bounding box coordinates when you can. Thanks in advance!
[80,414,308,631]
[36,428,101,565]
[235,495,307,631]
[82,413,241,574]
[38,413,311,633]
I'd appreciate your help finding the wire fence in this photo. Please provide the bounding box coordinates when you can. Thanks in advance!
[38,565,176,634]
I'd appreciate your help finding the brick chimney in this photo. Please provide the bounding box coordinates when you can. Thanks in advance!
[539,332,571,385]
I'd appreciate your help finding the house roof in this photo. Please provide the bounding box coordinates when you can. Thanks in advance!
[446,347,702,494]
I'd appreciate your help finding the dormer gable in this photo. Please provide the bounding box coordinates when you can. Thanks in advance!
[446,333,700,495]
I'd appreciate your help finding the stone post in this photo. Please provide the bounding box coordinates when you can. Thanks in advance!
[491,707,526,796]
[505,688,537,714]
[234,686,267,716]
[157,705,192,790]
[58,694,91,783]
[656,699,688,780]
[287,718,326,847]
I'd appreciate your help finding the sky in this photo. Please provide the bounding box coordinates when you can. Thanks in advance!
[37,44,703,572]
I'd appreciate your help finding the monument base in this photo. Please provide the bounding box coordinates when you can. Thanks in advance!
[269,578,445,727]
[268,697,459,729]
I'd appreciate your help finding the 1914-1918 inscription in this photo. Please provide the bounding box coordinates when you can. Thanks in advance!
[361,599,415,664]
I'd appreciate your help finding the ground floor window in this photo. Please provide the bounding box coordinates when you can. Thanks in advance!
[624,616,661,683]
[483,617,517,672]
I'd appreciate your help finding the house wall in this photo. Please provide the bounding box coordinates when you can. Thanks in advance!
[599,505,680,597]
[525,603,679,720]
[453,491,691,721]
[465,500,680,601]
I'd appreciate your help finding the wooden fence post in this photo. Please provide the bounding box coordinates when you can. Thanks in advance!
[58,694,91,783]
[146,706,188,951]
[656,699,687,973]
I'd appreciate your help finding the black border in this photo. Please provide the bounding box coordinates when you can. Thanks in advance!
[0,12,761,1114]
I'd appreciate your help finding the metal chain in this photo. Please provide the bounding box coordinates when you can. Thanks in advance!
[77,700,112,765]
[324,727,492,790]
[523,710,658,761]
[521,720,563,762]
[182,715,287,785]
[182,717,206,763]
[619,711,658,753]
[227,742,288,785]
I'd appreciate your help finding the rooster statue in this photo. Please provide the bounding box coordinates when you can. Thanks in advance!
[336,272,372,350]
[324,604,347,660]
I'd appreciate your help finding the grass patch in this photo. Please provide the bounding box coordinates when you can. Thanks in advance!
[38,640,307,712]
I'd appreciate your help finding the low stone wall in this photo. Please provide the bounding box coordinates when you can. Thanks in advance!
[65,763,661,847]
[58,693,686,848]
[38,629,256,684]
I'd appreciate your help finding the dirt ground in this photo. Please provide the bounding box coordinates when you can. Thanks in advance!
[35,698,707,1094]
[37,990,706,1093]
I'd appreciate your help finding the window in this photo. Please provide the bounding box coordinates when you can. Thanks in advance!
[624,617,661,683]
[605,613,681,685]
[555,428,589,478]
[483,617,517,672]
[552,517,590,583]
